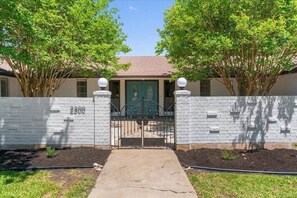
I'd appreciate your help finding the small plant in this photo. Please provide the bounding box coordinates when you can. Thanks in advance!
[46,146,57,158]
[222,149,236,160]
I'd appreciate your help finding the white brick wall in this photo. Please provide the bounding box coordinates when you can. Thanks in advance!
[0,93,111,149]
[175,90,191,145]
[176,94,297,148]
[94,91,111,146]
[4,91,297,150]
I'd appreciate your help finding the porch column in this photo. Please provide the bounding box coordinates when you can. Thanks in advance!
[174,90,191,150]
[93,90,111,148]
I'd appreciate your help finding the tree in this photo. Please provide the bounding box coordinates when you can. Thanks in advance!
[157,0,297,96]
[0,0,130,96]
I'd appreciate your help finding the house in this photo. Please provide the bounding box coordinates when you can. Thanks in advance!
[1,56,297,111]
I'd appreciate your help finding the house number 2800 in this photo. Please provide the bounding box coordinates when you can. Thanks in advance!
[70,106,86,115]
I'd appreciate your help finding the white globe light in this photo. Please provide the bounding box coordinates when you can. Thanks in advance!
[177,77,187,89]
[98,78,108,90]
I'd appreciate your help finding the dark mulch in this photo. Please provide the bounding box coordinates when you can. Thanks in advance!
[175,148,297,172]
[0,147,111,170]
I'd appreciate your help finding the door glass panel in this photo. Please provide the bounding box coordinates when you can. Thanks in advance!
[126,81,142,117]
[126,81,158,117]
[142,81,158,116]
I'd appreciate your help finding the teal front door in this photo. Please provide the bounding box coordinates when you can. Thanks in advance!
[126,81,158,116]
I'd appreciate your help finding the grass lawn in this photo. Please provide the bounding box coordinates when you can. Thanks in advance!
[0,170,97,198]
[189,171,297,198]
[65,175,96,198]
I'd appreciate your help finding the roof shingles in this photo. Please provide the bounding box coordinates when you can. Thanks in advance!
[0,56,175,78]
[116,56,175,77]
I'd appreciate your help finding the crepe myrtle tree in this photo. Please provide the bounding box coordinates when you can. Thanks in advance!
[157,0,297,96]
[0,0,130,97]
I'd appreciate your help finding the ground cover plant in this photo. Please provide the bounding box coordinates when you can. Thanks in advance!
[65,174,96,198]
[0,171,59,198]
[188,170,297,198]
[221,149,236,160]
[46,146,58,158]
[0,169,98,198]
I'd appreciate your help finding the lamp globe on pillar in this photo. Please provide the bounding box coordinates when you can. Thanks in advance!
[177,77,187,90]
[98,78,108,90]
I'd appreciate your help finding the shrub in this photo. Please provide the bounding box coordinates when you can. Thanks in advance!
[46,146,57,158]
[222,149,236,160]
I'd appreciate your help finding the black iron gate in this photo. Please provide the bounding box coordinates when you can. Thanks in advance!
[111,99,175,149]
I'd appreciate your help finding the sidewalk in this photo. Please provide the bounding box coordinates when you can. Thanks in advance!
[88,149,197,198]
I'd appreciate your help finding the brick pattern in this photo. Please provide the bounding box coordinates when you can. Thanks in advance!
[3,92,297,150]
[94,91,111,146]
[176,95,297,149]
[0,93,111,149]
[175,90,191,145]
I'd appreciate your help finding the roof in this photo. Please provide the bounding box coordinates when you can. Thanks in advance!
[0,60,14,77]
[116,56,175,77]
[0,60,12,71]
[0,56,175,78]
[1,56,296,78]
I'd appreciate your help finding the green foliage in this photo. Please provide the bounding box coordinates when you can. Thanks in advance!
[189,172,297,197]
[65,176,96,198]
[45,146,57,158]
[221,149,236,160]
[157,0,297,96]
[0,171,59,198]
[0,0,130,96]
[0,170,97,198]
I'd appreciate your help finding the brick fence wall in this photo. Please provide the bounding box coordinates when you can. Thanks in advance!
[175,90,297,150]
[0,91,110,149]
[2,89,297,150]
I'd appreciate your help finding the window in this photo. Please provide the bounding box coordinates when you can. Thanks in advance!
[0,78,8,97]
[200,80,210,96]
[77,80,87,97]
[164,80,175,110]
[110,81,120,112]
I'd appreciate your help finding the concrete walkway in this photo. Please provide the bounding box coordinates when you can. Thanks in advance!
[88,149,197,198]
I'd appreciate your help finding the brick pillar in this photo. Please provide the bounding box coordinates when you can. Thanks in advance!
[174,90,191,150]
[93,90,111,148]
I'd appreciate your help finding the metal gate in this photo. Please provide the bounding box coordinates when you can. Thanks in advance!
[110,99,175,149]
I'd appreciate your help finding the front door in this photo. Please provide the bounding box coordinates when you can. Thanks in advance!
[111,80,175,148]
[126,81,158,116]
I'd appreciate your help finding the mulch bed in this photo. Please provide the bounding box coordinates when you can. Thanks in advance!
[0,147,111,170]
[175,148,297,172]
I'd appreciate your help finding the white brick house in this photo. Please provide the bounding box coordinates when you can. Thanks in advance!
[1,56,297,111]
[2,57,297,150]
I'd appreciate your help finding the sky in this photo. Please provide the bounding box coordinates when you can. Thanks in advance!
[109,0,174,56]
